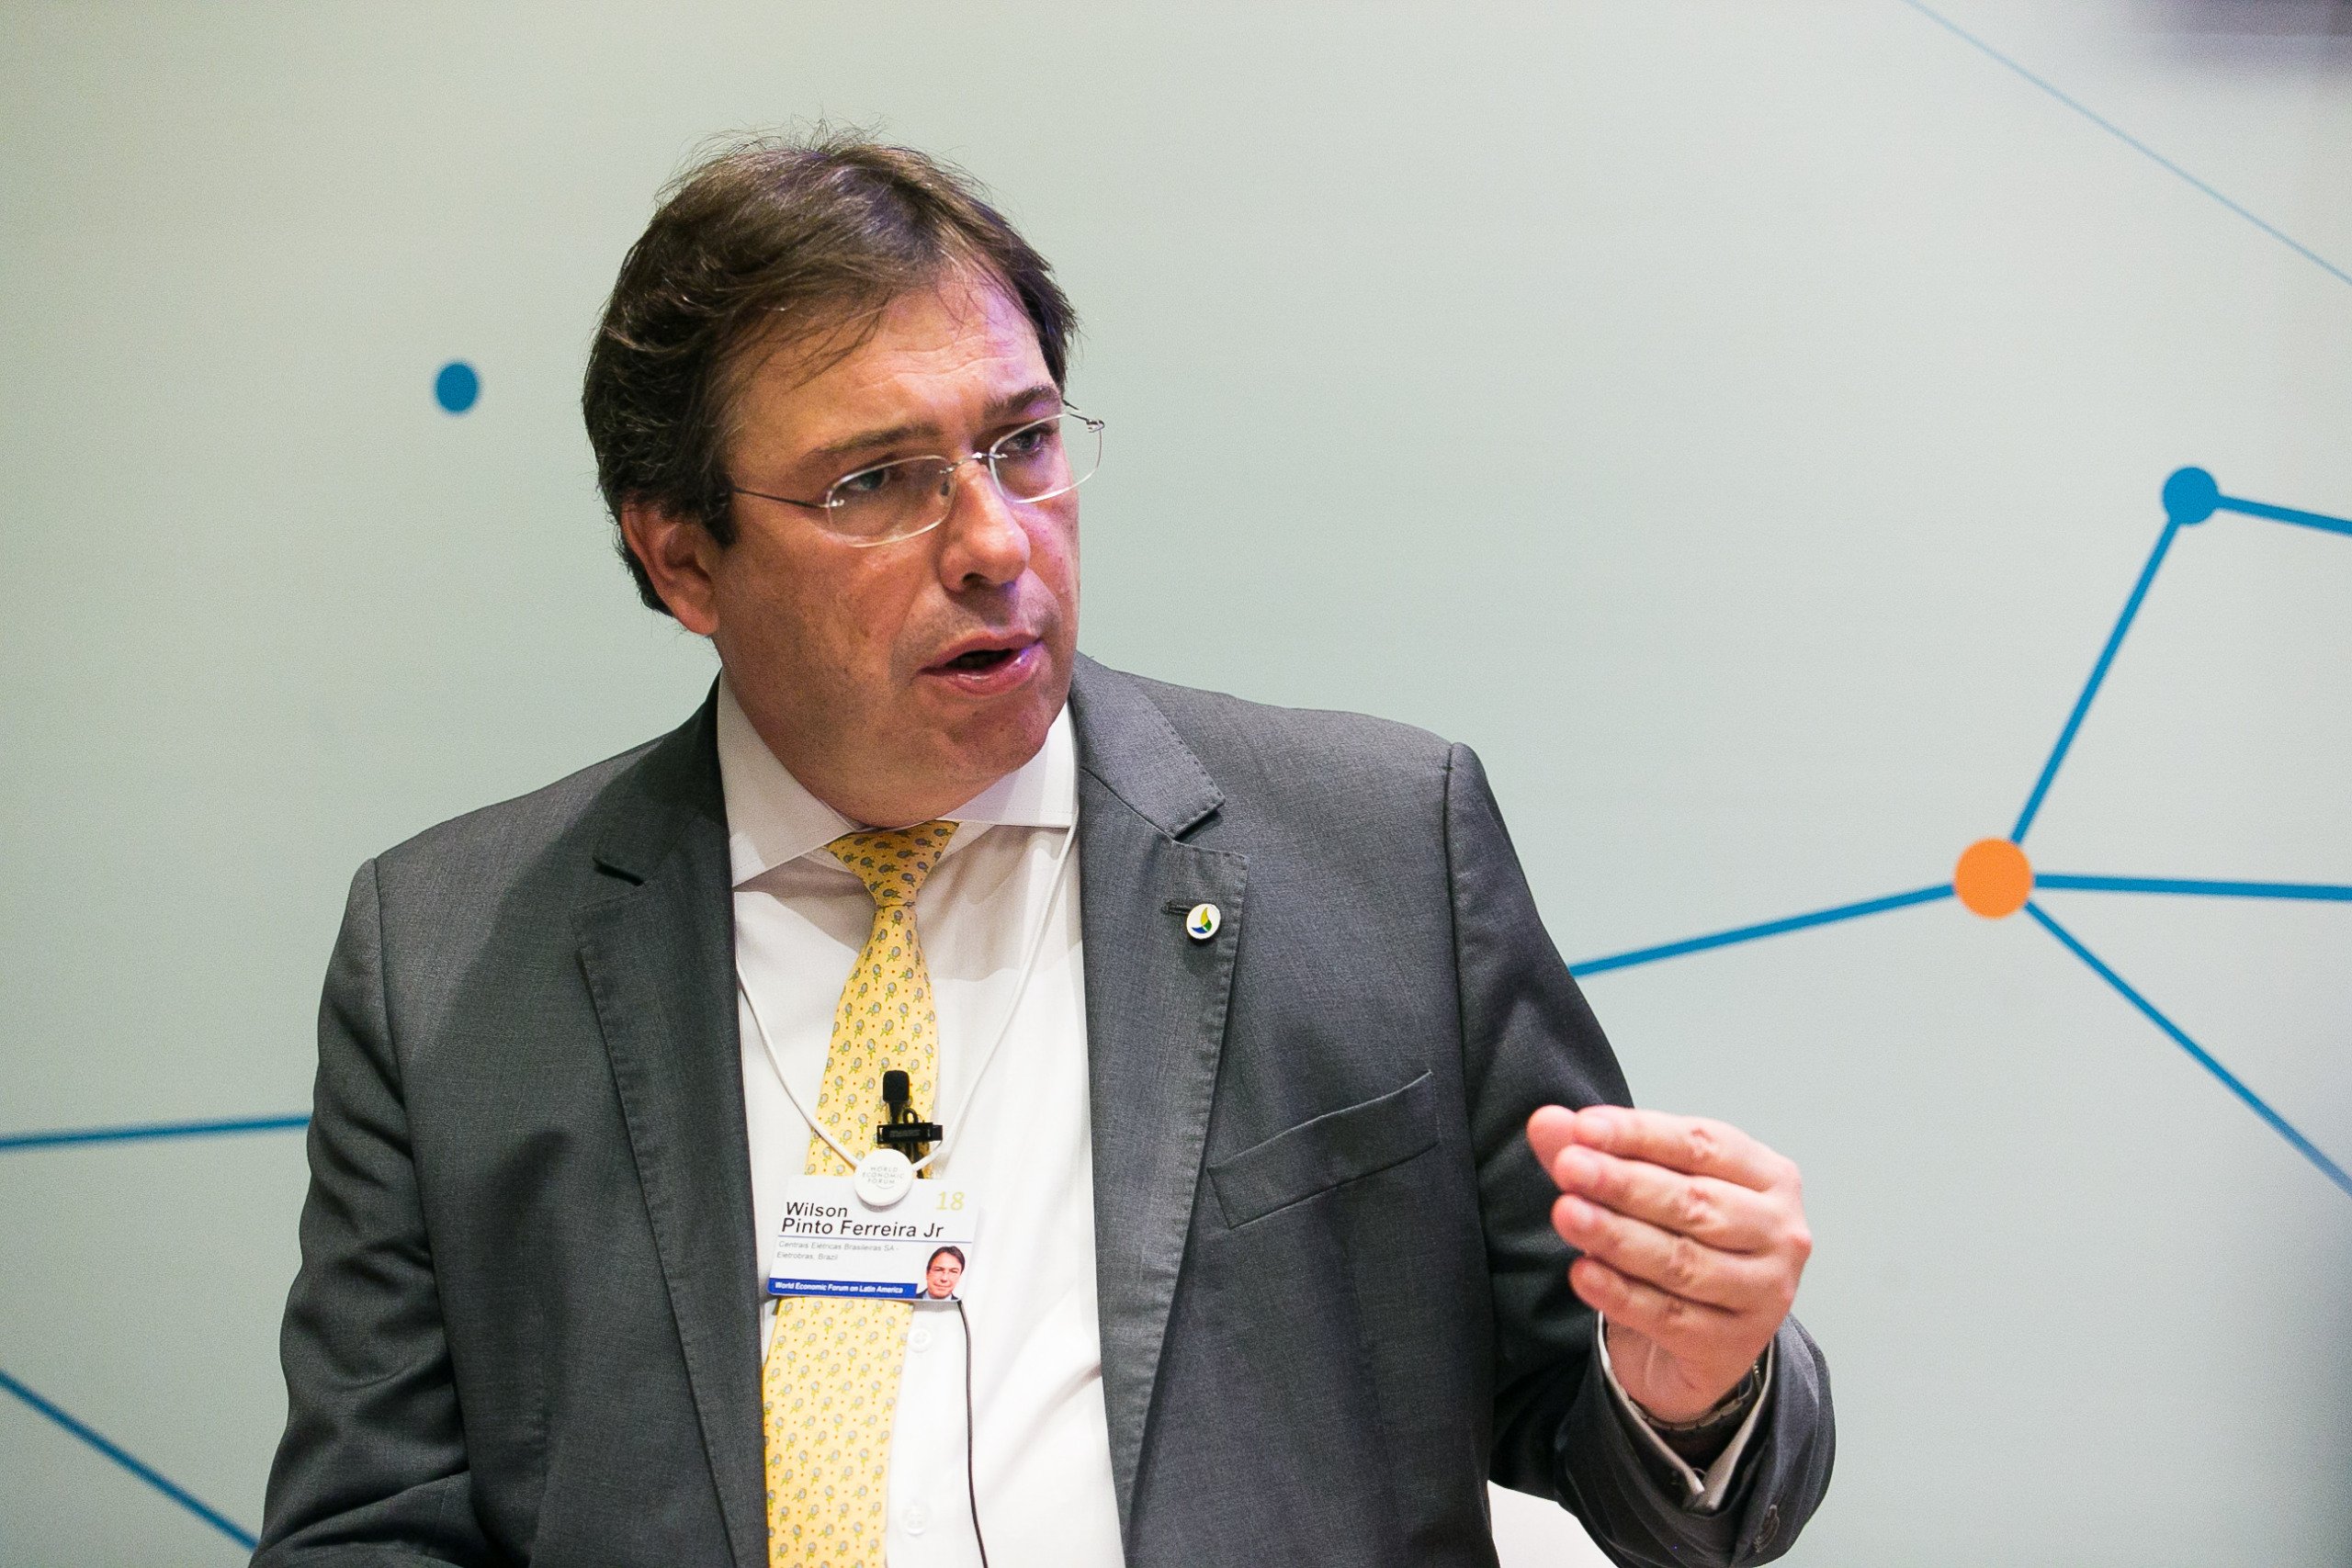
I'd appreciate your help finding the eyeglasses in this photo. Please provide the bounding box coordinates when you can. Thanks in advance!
[729,408,1105,547]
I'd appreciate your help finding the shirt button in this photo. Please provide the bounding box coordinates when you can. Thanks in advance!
[908,1325,933,1353]
[902,1501,930,1536]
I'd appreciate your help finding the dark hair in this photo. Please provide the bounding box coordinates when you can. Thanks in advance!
[582,130,1078,614]
[926,1246,965,1269]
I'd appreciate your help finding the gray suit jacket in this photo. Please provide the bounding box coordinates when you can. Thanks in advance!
[257,657,1833,1568]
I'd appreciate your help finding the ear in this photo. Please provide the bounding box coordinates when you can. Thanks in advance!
[619,500,724,636]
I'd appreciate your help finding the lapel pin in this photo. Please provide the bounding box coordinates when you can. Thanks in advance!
[1183,902,1221,942]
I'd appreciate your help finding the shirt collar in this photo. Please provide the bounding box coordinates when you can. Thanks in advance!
[715,673,1077,890]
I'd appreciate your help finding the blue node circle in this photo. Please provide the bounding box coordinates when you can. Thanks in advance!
[2162,466,2219,525]
[435,360,481,414]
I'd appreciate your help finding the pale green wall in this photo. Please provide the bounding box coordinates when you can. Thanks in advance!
[5,3,2349,1563]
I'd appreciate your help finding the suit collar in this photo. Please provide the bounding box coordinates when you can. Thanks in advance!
[590,687,731,888]
[1067,653,1223,840]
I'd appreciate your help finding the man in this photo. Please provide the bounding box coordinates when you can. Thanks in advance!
[257,136,1831,1568]
[923,1247,966,1303]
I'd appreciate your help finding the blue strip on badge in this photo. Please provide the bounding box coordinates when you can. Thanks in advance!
[768,1277,922,1299]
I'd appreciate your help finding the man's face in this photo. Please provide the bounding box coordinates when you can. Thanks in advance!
[688,271,1079,825]
[925,1253,963,1299]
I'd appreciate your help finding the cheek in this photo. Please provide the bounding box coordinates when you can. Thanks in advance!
[713,535,802,619]
[1031,513,1081,608]
[721,545,902,674]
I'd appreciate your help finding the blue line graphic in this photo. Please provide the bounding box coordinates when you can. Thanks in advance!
[0,1114,309,1154]
[2219,495,2352,538]
[2039,874,2352,903]
[2024,902,2352,1201]
[1572,885,1954,976]
[0,1366,258,1550]
[2011,518,2179,843]
[1894,0,2352,292]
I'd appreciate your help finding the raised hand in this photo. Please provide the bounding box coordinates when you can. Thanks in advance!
[1527,1105,1813,1423]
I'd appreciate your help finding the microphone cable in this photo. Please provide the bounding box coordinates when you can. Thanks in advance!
[953,1298,990,1568]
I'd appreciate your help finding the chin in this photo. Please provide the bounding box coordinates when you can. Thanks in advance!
[962,700,1057,777]
[907,649,1069,794]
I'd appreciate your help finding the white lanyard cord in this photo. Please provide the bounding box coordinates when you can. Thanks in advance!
[738,972,864,1171]
[736,818,1080,1177]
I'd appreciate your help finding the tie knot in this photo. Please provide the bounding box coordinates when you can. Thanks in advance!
[827,820,957,908]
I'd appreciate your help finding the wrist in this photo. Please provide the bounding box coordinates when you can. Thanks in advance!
[1637,1359,1763,1470]
[1637,1359,1762,1433]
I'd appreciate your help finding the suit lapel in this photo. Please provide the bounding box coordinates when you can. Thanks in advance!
[1067,659,1246,1529]
[574,696,766,1568]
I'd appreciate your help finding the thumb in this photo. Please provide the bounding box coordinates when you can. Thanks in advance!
[1526,1105,1582,1181]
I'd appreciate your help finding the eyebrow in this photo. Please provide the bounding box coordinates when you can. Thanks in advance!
[807,383,1063,466]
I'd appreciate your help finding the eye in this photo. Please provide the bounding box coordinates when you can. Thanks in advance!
[831,462,901,502]
[997,423,1051,458]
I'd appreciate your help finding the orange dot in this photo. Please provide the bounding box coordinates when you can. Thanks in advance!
[1953,838,2033,919]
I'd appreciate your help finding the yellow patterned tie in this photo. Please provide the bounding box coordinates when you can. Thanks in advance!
[763,820,957,1568]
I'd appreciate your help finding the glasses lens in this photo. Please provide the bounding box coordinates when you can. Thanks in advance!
[992,413,1102,503]
[824,457,953,540]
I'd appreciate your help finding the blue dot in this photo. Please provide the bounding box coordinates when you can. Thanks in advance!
[2162,466,2218,525]
[435,360,481,414]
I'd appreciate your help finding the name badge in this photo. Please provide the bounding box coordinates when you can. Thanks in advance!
[768,1175,979,1302]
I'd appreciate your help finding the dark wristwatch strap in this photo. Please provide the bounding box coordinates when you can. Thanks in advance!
[1642,1360,1764,1467]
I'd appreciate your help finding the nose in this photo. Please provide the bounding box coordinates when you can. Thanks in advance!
[933,457,1031,589]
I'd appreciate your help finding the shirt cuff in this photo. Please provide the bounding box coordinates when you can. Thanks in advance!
[1593,1319,1773,1515]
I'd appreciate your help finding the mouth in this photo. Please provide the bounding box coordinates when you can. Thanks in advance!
[921,635,1046,694]
[939,646,1021,673]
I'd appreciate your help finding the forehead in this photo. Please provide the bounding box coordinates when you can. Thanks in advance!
[728,271,1050,459]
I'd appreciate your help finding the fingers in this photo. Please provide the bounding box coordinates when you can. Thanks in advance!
[1548,1145,1783,1254]
[1526,1104,1581,1174]
[1552,1192,1793,1313]
[1531,1105,1809,1418]
[1531,1105,1814,1309]
[1532,1104,1796,1192]
[1567,1257,1750,1368]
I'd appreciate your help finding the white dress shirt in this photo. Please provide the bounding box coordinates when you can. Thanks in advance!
[717,678,1764,1558]
[719,680,1122,1568]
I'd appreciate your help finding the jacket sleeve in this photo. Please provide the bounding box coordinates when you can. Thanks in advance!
[1445,744,1835,1567]
[252,861,493,1566]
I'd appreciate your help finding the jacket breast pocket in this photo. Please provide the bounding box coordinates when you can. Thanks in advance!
[1207,1071,1438,1228]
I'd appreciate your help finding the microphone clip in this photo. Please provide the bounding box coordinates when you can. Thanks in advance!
[876,1068,944,1160]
